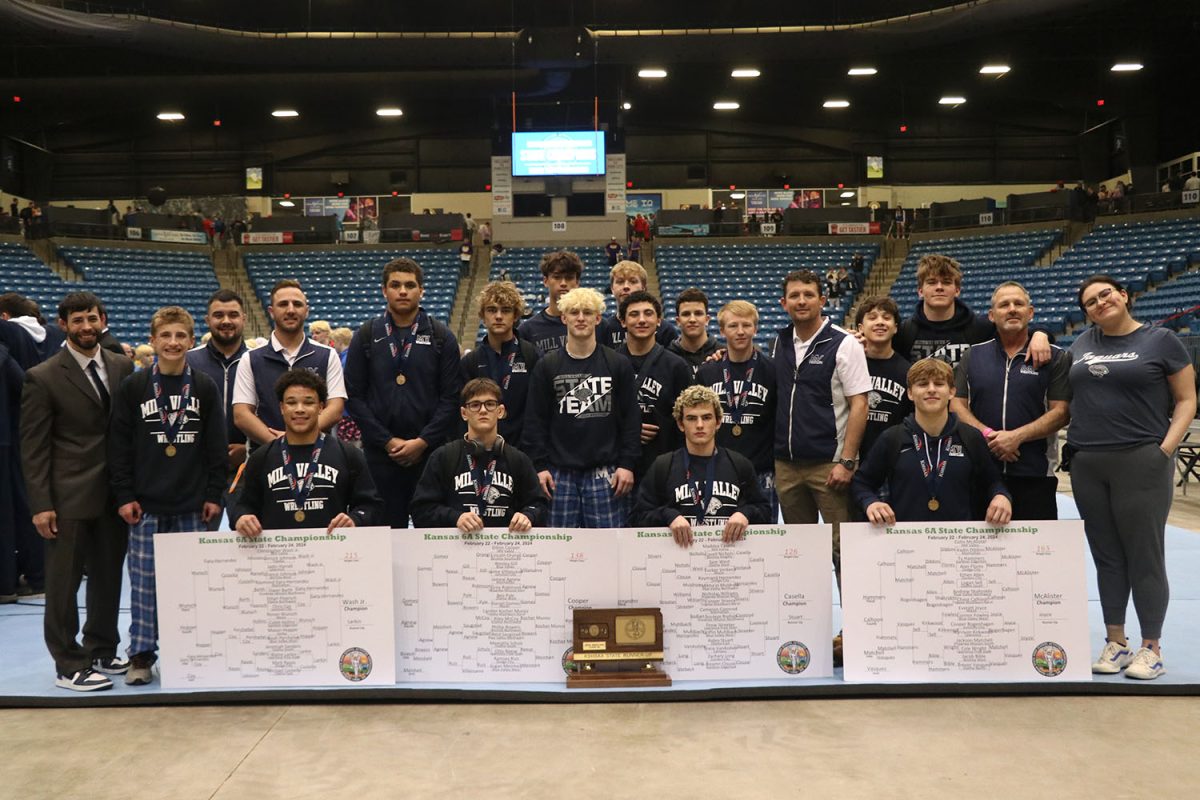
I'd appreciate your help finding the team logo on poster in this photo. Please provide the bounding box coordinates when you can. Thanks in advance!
[340,647,373,681]
[777,641,811,674]
[561,647,577,675]
[1032,642,1067,677]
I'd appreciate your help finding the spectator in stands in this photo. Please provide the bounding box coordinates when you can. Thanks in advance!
[854,297,913,467]
[188,288,249,527]
[851,358,1012,525]
[893,254,1052,367]
[949,282,1070,520]
[459,240,473,277]
[1068,275,1196,681]
[95,306,126,357]
[133,344,154,370]
[108,306,226,685]
[480,221,491,246]
[893,204,907,238]
[105,200,119,226]
[599,260,678,350]
[309,320,332,346]
[772,269,870,595]
[330,327,353,356]
[460,281,539,447]
[632,385,772,547]
[345,258,462,528]
[668,287,719,375]
[7,198,15,219]
[0,292,62,363]
[233,280,346,449]
[231,371,382,536]
[1185,173,1200,192]
[464,212,478,241]
[696,300,778,518]
[628,235,643,264]
[518,250,582,355]
[605,236,623,267]
[617,290,691,479]
[21,291,134,691]
[524,287,640,527]
[633,214,650,241]
[411,378,548,532]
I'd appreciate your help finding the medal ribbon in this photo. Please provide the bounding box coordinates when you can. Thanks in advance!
[383,310,422,379]
[466,451,498,510]
[721,352,757,427]
[683,449,718,525]
[912,431,952,506]
[280,433,326,510]
[486,339,519,390]
[152,362,192,446]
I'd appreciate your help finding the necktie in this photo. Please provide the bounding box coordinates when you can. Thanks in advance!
[86,360,110,410]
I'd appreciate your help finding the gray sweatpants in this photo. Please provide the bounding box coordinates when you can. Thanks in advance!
[1071,443,1174,640]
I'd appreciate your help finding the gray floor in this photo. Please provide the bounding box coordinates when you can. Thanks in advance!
[6,697,1200,799]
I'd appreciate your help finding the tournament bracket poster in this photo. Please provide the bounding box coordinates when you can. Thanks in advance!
[841,521,1091,683]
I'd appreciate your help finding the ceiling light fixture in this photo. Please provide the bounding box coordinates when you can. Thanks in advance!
[731,69,761,78]
[979,64,1011,75]
[156,112,185,121]
[638,68,668,79]
[729,192,746,199]
[278,200,295,208]
[840,190,856,198]
[1111,62,1143,72]
[713,101,739,110]
[939,96,967,106]
[622,101,632,110]
[823,100,850,109]
[271,109,299,118]
[848,67,878,76]
[376,107,403,117]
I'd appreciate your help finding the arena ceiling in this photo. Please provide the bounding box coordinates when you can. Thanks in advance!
[1,0,1197,197]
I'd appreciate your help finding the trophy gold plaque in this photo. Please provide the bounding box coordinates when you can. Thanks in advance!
[566,607,671,688]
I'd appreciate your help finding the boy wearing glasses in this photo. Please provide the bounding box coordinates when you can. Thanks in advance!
[412,378,548,532]
[460,281,540,446]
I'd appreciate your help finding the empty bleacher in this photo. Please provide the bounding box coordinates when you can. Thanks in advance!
[0,240,73,322]
[655,242,880,348]
[58,245,220,345]
[242,247,462,332]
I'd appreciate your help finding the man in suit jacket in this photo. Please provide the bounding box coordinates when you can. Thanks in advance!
[21,291,134,692]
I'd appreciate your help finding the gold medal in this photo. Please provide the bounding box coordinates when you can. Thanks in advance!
[731,424,743,437]
[395,374,407,386]
[294,510,306,522]
[165,445,177,457]
[927,498,940,512]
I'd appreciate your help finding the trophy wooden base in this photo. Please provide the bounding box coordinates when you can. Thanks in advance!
[566,668,672,689]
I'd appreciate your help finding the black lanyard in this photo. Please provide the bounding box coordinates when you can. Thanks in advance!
[683,449,718,524]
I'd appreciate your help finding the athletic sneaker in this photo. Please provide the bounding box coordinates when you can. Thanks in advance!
[125,653,155,686]
[1124,647,1166,680]
[92,656,130,675]
[1091,640,1134,674]
[56,668,113,692]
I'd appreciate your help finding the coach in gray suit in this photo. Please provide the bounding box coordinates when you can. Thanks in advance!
[21,291,134,692]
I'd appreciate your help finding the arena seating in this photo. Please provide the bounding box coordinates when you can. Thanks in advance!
[57,245,220,346]
[655,242,880,347]
[1139,267,1200,332]
[242,247,462,331]
[0,240,74,323]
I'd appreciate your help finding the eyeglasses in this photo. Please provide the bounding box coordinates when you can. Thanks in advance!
[1081,287,1118,311]
[464,400,500,412]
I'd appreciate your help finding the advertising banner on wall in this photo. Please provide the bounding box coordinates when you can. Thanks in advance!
[626,193,662,217]
[491,157,513,217]
[605,153,627,215]
[827,222,881,235]
[149,229,208,244]
[323,197,350,221]
[241,231,295,245]
[303,198,325,217]
[747,189,824,214]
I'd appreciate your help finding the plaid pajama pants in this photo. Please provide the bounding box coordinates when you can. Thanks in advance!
[127,511,205,659]
[548,466,631,528]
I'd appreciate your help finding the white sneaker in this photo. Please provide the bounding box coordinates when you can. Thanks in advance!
[1091,640,1134,674]
[1124,647,1165,680]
